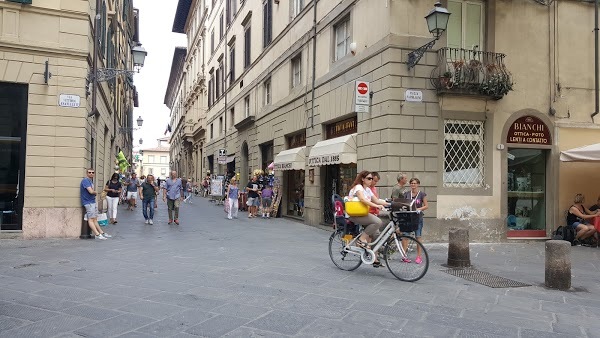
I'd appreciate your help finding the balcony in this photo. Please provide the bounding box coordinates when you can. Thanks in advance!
[431,48,513,100]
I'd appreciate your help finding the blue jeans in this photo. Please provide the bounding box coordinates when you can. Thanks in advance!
[142,198,155,220]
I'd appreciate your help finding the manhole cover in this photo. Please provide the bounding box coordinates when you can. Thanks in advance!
[442,268,531,288]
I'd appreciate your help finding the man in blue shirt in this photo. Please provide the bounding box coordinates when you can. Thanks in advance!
[125,173,141,211]
[80,168,111,240]
[162,170,183,225]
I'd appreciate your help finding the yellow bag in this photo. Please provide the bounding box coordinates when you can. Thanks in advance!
[345,200,368,217]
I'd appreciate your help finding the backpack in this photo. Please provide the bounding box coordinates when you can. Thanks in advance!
[552,225,576,245]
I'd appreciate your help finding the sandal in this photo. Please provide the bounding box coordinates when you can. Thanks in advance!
[373,261,385,268]
[356,239,371,250]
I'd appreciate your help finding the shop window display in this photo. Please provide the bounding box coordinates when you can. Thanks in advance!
[507,149,546,231]
[287,170,305,217]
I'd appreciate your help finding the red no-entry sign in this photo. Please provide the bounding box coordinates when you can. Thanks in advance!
[357,82,368,95]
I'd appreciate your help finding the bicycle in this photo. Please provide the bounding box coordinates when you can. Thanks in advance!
[328,203,429,282]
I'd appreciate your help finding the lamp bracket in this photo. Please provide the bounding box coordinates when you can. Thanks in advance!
[91,68,136,82]
[407,38,438,70]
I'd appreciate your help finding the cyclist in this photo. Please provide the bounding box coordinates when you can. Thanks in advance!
[347,170,389,267]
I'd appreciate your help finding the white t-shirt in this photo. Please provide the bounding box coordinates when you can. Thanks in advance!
[348,184,374,201]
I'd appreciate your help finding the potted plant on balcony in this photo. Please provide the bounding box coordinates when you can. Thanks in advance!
[479,68,514,99]
[439,71,453,89]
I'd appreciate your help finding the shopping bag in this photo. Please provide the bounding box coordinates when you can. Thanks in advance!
[97,213,109,227]
[593,216,600,232]
[224,198,230,213]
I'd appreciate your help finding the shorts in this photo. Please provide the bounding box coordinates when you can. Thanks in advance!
[127,191,138,199]
[262,198,272,208]
[252,197,261,207]
[403,216,424,237]
[84,203,98,219]
[569,221,589,229]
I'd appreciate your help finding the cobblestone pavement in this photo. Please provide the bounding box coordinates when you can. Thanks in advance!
[1,196,600,337]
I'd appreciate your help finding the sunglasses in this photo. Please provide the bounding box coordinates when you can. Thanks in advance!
[365,177,373,180]
[88,171,95,174]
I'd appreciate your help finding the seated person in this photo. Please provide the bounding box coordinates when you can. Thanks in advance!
[589,195,600,212]
[567,193,598,245]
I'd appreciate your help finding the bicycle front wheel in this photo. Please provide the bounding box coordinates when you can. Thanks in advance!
[384,235,429,282]
[328,230,362,271]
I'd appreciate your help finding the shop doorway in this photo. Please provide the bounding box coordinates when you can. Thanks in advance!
[323,164,356,224]
[286,170,305,218]
[0,83,28,231]
[507,148,548,237]
[241,142,249,187]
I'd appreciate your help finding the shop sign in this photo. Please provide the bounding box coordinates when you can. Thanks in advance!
[288,132,306,148]
[274,162,293,170]
[506,115,552,145]
[326,117,357,140]
[308,154,341,166]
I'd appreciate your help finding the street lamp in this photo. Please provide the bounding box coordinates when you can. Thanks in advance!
[119,116,144,133]
[139,138,143,145]
[407,2,451,69]
[93,43,148,82]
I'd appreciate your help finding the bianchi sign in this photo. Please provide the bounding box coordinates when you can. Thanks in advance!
[274,162,293,170]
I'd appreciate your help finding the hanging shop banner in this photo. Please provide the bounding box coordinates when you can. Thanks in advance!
[506,115,552,145]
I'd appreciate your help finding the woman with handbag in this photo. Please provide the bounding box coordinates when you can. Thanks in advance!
[104,173,122,224]
[347,171,389,267]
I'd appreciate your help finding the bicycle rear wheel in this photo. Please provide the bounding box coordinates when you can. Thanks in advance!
[384,235,429,282]
[328,230,362,271]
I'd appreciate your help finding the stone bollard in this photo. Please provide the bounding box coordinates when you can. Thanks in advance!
[447,228,471,268]
[545,240,571,290]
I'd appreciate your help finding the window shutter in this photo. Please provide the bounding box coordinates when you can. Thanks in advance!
[226,0,231,26]
[230,47,235,84]
[465,3,482,50]
[244,27,251,68]
[446,1,462,49]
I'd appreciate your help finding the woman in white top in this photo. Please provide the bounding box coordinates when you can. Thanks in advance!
[347,171,390,267]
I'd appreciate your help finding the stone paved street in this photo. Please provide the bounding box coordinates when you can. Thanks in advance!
[1,196,600,337]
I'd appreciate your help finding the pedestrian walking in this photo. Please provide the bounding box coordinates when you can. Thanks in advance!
[163,170,184,225]
[125,173,141,210]
[246,175,260,218]
[104,173,122,224]
[80,168,111,240]
[261,184,273,218]
[139,174,159,225]
[391,173,408,200]
[403,177,428,264]
[226,177,240,219]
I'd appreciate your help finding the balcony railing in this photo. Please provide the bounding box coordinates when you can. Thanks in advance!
[431,48,513,99]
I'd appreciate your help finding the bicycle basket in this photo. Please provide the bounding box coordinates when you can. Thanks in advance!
[394,211,420,232]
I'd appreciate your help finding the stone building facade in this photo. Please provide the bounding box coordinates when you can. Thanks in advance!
[167,0,600,242]
[0,0,141,238]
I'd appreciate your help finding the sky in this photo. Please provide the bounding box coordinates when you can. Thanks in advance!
[133,0,187,150]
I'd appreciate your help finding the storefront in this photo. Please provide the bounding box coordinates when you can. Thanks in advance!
[274,133,306,218]
[504,114,554,238]
[308,117,357,224]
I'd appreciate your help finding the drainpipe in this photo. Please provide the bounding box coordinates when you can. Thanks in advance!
[593,0,599,121]
[310,0,318,128]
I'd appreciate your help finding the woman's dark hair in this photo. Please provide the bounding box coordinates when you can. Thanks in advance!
[349,170,371,191]
[110,173,119,181]
[371,171,380,179]
[409,177,420,185]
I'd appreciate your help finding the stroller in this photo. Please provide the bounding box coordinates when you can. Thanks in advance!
[331,194,360,237]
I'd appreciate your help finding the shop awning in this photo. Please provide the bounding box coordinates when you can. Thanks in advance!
[308,134,357,166]
[274,146,306,170]
[560,143,600,162]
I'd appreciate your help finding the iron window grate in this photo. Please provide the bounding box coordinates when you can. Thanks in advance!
[443,119,485,188]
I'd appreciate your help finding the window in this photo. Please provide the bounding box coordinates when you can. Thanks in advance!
[229,45,235,84]
[244,95,250,117]
[219,116,223,135]
[100,2,107,59]
[211,30,215,54]
[216,67,221,98]
[148,155,155,163]
[244,25,251,68]
[208,74,214,107]
[210,123,214,139]
[220,12,224,40]
[230,108,235,127]
[291,54,302,88]
[443,120,485,188]
[292,0,304,18]
[263,0,273,48]
[334,18,350,61]
[263,77,271,105]
[161,168,167,176]
[447,0,484,50]
[227,0,237,26]
[149,168,153,174]
[160,156,167,163]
